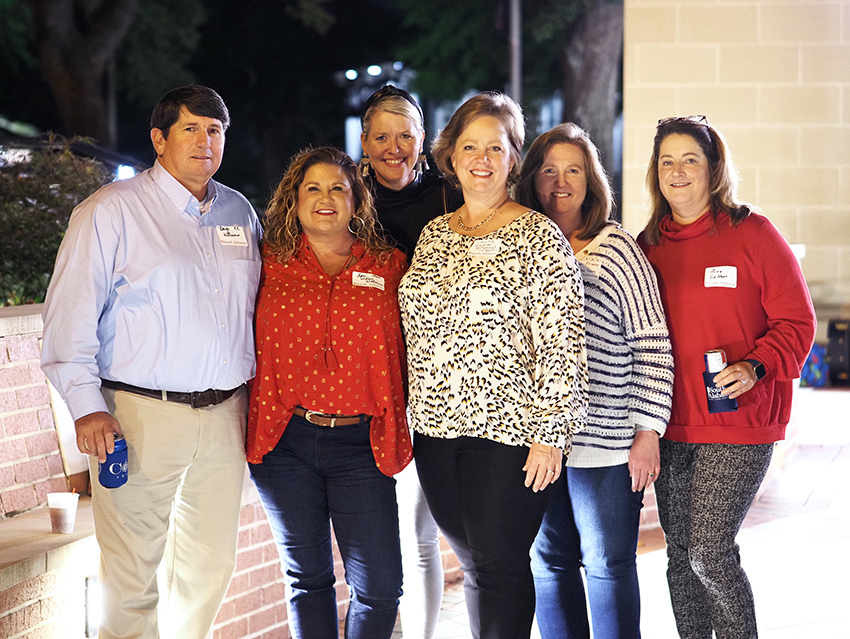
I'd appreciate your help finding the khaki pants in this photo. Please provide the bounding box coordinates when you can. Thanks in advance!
[91,387,247,639]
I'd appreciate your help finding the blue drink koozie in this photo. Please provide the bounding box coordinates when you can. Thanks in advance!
[99,434,128,488]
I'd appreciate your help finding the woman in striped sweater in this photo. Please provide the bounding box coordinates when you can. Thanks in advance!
[515,123,674,639]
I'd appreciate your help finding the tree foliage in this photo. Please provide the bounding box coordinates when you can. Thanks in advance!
[396,0,623,199]
[0,140,111,305]
[115,0,206,108]
[397,0,598,102]
[25,0,141,148]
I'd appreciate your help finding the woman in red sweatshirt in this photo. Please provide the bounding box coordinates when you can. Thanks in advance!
[637,115,815,639]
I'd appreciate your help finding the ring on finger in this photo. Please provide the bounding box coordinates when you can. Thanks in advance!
[741,378,748,386]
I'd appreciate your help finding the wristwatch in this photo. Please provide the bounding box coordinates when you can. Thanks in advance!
[744,359,766,381]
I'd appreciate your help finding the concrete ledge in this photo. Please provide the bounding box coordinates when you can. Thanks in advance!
[0,304,44,338]
[0,495,97,591]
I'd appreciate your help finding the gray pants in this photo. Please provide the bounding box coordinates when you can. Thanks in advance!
[655,439,773,639]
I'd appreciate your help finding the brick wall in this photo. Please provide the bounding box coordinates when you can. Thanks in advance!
[213,502,290,638]
[0,330,68,518]
[0,567,88,639]
[212,501,464,638]
[622,0,850,341]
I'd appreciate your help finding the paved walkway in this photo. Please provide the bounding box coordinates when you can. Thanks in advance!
[395,387,850,638]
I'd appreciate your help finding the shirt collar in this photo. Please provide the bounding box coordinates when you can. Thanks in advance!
[151,160,217,217]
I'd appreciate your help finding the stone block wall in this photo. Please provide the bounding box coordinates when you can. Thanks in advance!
[622,0,850,340]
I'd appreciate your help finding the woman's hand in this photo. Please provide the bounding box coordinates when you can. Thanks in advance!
[628,430,660,492]
[713,360,757,400]
[523,443,563,492]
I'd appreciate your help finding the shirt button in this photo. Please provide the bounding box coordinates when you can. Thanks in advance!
[221,323,226,328]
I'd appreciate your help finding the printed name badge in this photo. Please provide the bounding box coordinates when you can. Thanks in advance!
[468,238,502,257]
[352,272,385,291]
[704,266,737,288]
[217,225,248,246]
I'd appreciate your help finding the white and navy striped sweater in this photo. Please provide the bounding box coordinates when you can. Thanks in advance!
[567,224,674,468]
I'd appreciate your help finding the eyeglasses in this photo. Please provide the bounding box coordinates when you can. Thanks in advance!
[657,115,709,127]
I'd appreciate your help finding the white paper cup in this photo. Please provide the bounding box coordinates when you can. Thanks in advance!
[47,492,80,534]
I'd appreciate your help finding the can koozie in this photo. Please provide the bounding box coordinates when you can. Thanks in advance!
[99,434,128,488]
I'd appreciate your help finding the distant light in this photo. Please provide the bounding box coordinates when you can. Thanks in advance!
[116,165,135,180]
[345,69,358,80]
[393,61,404,71]
[367,65,382,76]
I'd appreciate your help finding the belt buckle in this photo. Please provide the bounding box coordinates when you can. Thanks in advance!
[190,390,217,409]
[305,410,335,427]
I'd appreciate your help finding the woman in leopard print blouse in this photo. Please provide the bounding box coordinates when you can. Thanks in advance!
[398,92,588,639]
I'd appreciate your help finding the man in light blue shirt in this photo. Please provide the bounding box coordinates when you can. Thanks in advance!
[41,86,262,639]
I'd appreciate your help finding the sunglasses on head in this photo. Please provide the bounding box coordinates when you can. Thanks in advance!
[657,115,709,127]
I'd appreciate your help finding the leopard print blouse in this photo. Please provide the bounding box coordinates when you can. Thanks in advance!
[398,210,588,452]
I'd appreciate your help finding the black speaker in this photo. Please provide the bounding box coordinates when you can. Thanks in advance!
[826,320,850,386]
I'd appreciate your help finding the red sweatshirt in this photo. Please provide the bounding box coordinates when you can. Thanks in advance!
[638,211,815,445]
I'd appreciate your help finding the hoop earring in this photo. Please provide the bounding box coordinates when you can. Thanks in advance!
[359,156,371,178]
[348,216,365,236]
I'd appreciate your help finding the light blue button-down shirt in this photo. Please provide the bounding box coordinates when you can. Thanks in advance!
[41,161,262,421]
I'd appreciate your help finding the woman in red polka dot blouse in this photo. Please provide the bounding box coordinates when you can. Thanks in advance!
[246,146,412,639]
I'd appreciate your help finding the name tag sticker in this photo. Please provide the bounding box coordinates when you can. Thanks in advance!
[352,272,385,291]
[217,225,248,246]
[704,266,737,288]
[468,238,502,257]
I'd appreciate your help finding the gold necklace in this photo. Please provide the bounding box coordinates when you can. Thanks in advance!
[457,195,511,232]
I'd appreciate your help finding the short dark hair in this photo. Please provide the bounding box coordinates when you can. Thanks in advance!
[514,123,613,240]
[150,86,230,139]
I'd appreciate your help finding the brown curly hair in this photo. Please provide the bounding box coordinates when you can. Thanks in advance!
[263,146,394,262]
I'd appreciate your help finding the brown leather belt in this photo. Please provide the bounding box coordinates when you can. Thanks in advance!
[293,406,365,427]
[101,379,242,409]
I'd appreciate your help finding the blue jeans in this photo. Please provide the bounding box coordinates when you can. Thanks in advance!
[249,414,402,639]
[532,463,644,639]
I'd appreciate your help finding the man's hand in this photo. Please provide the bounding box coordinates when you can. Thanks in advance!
[75,412,121,463]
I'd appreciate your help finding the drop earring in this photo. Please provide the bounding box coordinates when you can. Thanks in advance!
[359,156,371,177]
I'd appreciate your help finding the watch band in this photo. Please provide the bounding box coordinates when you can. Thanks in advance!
[744,359,766,381]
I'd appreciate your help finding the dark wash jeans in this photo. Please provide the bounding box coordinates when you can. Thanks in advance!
[414,432,553,639]
[250,414,402,639]
[532,462,644,639]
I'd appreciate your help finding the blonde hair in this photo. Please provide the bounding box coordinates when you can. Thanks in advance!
[263,146,394,262]
[362,95,424,136]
